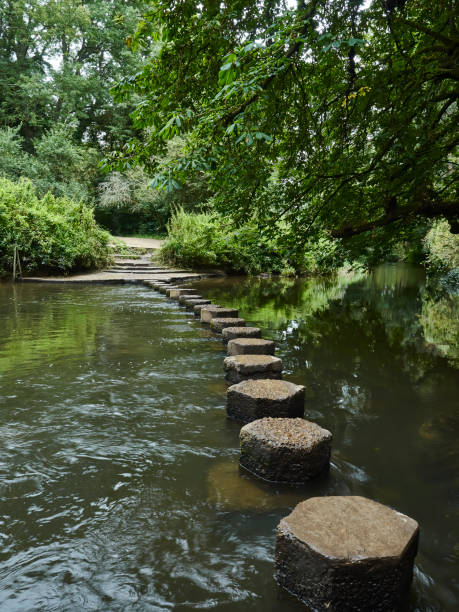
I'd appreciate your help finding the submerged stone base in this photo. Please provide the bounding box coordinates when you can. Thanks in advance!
[179,293,201,305]
[201,306,239,323]
[158,284,174,294]
[210,318,246,333]
[275,496,419,611]
[227,379,305,422]
[239,417,332,483]
[222,326,262,344]
[227,338,275,356]
[224,355,283,383]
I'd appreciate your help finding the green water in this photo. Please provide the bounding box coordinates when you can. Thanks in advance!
[0,264,458,611]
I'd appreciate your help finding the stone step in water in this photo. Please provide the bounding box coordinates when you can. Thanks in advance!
[169,288,197,299]
[222,326,262,344]
[275,496,419,611]
[194,303,220,316]
[239,417,332,483]
[107,268,168,273]
[184,298,211,310]
[227,338,275,356]
[210,318,246,332]
[223,354,283,383]
[201,306,238,323]
[226,379,305,422]
[179,294,201,305]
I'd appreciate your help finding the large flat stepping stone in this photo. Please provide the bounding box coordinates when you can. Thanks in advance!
[210,318,246,333]
[227,338,275,356]
[201,306,238,323]
[227,379,305,422]
[276,496,419,611]
[240,417,332,483]
[224,354,282,383]
[194,303,220,316]
[169,288,196,299]
[222,326,262,344]
[179,293,201,304]
[184,298,211,309]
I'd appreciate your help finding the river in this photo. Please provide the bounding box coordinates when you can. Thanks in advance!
[0,264,458,610]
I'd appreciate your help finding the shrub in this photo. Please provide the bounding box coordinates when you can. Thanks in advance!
[159,207,343,275]
[424,220,459,274]
[0,177,111,277]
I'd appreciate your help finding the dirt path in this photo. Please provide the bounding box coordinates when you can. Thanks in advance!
[113,236,163,250]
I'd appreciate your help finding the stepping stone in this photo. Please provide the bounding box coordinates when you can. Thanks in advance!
[227,379,305,423]
[169,288,196,299]
[201,305,238,323]
[158,285,174,294]
[227,338,275,356]
[222,326,262,344]
[164,286,179,296]
[210,318,246,333]
[275,496,419,611]
[194,303,220,316]
[184,298,211,310]
[239,417,332,483]
[223,354,283,383]
[179,293,201,305]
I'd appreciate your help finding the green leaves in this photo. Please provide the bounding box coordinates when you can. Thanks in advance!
[109,0,459,248]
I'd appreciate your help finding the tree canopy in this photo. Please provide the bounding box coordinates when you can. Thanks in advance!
[109,0,458,248]
[0,0,146,150]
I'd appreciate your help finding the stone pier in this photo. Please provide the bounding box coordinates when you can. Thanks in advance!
[223,355,283,383]
[227,379,305,422]
[222,326,262,344]
[239,417,332,483]
[169,288,196,299]
[194,303,220,316]
[201,305,239,323]
[227,338,275,356]
[210,318,246,333]
[275,496,419,611]
[184,298,211,310]
[164,286,179,296]
[179,293,201,305]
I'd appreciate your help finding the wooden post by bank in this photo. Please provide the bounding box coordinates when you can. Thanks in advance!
[12,245,22,282]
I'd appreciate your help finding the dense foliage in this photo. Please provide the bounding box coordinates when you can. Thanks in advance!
[0,0,146,150]
[96,138,211,234]
[110,0,458,253]
[160,207,343,274]
[0,178,111,276]
[0,0,163,235]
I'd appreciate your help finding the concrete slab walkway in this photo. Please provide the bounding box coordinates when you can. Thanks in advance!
[22,252,207,285]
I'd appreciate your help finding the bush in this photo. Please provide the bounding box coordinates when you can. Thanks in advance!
[0,177,112,277]
[424,220,459,274]
[159,207,343,275]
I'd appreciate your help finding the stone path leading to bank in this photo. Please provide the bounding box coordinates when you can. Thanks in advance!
[22,252,209,284]
[152,280,420,610]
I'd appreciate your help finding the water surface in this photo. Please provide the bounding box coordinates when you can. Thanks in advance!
[0,265,458,610]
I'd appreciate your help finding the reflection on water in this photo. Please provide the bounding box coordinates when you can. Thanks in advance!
[0,264,458,611]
